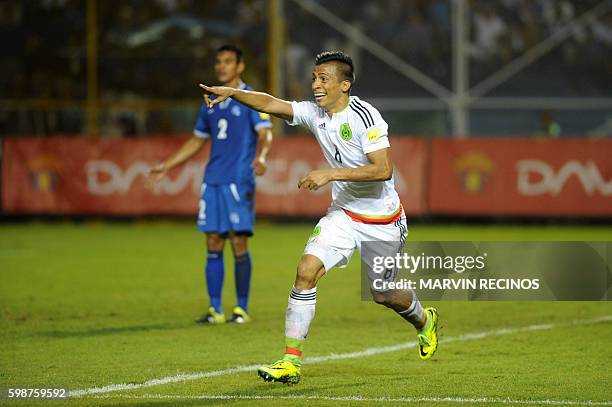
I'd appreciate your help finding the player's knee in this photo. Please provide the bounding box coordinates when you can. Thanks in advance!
[229,234,248,256]
[207,234,225,251]
[371,290,393,307]
[295,259,319,289]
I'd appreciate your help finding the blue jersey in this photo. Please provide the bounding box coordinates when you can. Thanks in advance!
[194,83,272,185]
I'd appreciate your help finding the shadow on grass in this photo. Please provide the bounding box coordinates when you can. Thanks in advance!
[229,381,369,397]
[37,322,194,339]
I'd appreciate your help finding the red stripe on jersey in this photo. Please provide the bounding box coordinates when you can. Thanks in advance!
[343,205,403,225]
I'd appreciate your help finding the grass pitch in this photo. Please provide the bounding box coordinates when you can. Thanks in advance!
[1,221,611,406]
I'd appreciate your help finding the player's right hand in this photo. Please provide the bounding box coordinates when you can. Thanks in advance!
[199,84,234,108]
[298,169,333,191]
[145,163,167,189]
[251,156,267,176]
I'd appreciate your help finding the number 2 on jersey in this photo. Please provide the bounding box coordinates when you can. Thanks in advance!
[217,118,228,140]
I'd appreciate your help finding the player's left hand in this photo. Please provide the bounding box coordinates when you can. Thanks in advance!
[298,169,333,191]
[251,156,267,176]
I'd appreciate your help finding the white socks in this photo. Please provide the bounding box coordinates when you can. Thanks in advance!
[285,286,317,340]
[398,292,425,328]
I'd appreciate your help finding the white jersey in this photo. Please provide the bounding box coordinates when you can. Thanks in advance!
[287,96,400,219]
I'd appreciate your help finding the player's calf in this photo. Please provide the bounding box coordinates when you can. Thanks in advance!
[259,257,325,384]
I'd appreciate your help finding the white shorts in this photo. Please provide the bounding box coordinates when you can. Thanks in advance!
[304,206,408,285]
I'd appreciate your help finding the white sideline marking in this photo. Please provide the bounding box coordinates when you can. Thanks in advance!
[70,315,612,398]
[91,394,612,406]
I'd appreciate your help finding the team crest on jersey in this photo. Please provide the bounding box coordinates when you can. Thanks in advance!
[231,105,241,116]
[340,123,352,141]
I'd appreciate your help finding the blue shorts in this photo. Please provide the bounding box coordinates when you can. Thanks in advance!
[197,181,255,237]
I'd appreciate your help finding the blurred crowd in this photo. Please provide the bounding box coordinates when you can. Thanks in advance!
[467,0,611,91]
[0,0,268,135]
[0,0,610,136]
[286,0,611,98]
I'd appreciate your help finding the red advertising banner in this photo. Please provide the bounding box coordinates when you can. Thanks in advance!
[1,136,427,217]
[429,139,612,216]
[2,137,207,215]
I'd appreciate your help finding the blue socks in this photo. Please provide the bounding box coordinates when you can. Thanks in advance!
[234,252,252,311]
[205,250,252,313]
[205,250,224,313]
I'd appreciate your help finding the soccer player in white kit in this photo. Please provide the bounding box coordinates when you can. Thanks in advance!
[199,51,438,384]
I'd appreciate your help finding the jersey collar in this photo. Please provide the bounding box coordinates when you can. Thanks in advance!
[326,97,351,119]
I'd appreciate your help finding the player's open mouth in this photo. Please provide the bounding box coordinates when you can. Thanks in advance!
[314,94,326,102]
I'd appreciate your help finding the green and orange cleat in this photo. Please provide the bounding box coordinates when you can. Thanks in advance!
[257,359,301,385]
[417,307,439,360]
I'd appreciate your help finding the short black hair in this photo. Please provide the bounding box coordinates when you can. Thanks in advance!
[216,44,243,64]
[315,51,355,85]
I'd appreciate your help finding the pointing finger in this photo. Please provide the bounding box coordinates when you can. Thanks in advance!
[298,175,309,189]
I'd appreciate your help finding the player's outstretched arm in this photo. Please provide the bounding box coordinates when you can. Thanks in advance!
[298,148,392,191]
[199,84,293,121]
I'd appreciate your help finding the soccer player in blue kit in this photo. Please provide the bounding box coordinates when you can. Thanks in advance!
[148,45,272,324]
